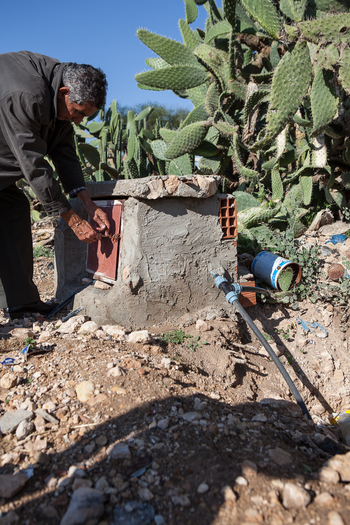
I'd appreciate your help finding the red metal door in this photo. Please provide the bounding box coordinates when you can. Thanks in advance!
[86,199,123,282]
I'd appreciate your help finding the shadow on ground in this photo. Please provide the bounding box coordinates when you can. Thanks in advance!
[1,393,348,525]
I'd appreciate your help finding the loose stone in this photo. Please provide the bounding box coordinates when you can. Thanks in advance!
[314,492,334,506]
[0,373,18,389]
[60,487,104,525]
[328,511,345,525]
[15,419,34,440]
[282,482,311,509]
[75,381,95,403]
[0,409,33,434]
[0,473,28,499]
[197,482,209,494]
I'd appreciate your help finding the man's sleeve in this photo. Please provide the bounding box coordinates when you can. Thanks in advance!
[48,124,86,196]
[0,92,72,216]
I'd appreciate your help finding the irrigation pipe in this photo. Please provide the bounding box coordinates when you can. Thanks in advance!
[212,272,312,421]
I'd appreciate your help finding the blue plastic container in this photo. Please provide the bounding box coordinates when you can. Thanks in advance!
[251,251,302,291]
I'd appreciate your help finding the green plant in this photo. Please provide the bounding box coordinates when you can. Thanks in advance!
[187,336,201,352]
[160,329,191,344]
[24,337,35,349]
[33,245,54,258]
[263,332,273,342]
[274,326,291,340]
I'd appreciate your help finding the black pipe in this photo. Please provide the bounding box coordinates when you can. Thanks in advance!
[213,274,312,421]
[233,298,312,420]
[45,280,94,319]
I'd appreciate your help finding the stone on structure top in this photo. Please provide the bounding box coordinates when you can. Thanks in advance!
[86,175,220,200]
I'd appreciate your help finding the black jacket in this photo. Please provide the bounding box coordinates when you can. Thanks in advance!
[0,51,85,216]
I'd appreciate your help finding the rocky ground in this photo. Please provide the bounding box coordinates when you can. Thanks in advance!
[0,225,350,525]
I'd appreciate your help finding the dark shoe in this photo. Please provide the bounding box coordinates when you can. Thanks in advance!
[5,300,60,320]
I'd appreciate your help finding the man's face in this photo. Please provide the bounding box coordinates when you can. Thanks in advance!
[57,87,98,125]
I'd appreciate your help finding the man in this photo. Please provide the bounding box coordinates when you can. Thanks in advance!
[0,51,110,319]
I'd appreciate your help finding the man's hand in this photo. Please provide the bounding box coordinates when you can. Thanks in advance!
[60,189,110,243]
[77,189,110,235]
[60,210,103,243]
[91,207,110,234]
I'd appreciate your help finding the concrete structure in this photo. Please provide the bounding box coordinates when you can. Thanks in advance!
[54,175,238,330]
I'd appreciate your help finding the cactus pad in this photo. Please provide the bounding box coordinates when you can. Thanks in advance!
[300,174,313,205]
[184,0,198,24]
[204,20,232,43]
[194,44,230,90]
[280,0,307,22]
[339,47,350,95]
[135,66,210,90]
[271,164,284,200]
[223,0,237,27]
[179,19,202,51]
[312,134,327,168]
[180,103,209,129]
[252,41,311,151]
[137,29,199,67]
[298,13,350,45]
[205,81,220,117]
[311,67,338,137]
[164,121,210,159]
[232,132,260,181]
[241,0,281,39]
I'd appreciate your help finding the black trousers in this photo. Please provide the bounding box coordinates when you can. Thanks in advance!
[0,184,40,308]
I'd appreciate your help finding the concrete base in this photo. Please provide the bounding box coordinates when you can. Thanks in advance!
[54,178,237,330]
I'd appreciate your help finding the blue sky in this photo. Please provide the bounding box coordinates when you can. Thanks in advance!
[0,0,211,111]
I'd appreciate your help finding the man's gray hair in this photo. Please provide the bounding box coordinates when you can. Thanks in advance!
[62,63,107,109]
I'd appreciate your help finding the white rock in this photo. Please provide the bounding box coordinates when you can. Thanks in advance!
[160,358,171,369]
[78,321,99,334]
[138,487,154,501]
[0,373,18,390]
[106,442,131,459]
[15,420,34,440]
[328,511,345,525]
[20,399,36,412]
[314,492,334,506]
[42,401,56,413]
[67,466,86,479]
[171,495,191,507]
[58,315,86,334]
[195,319,211,332]
[222,485,237,503]
[282,482,311,509]
[94,280,111,290]
[235,476,248,486]
[252,413,267,423]
[107,367,122,378]
[157,418,169,430]
[182,412,200,423]
[102,325,126,339]
[127,330,152,344]
[197,482,209,494]
[75,381,94,403]
[193,398,205,411]
[95,476,109,492]
[319,466,340,484]
[38,331,52,343]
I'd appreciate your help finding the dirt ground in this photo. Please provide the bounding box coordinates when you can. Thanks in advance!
[0,226,350,525]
